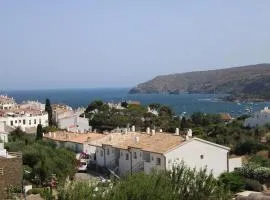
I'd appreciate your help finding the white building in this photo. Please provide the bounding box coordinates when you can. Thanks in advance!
[0,95,16,110]
[20,101,45,111]
[244,107,270,127]
[0,122,9,143]
[89,130,232,177]
[52,104,90,132]
[43,131,107,156]
[0,108,48,132]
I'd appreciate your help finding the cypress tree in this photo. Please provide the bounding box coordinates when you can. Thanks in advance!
[45,98,53,126]
[36,124,43,140]
[181,117,187,130]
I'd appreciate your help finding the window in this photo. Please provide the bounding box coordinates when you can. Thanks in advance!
[125,153,129,160]
[200,155,204,159]
[39,119,41,124]
[0,168,3,175]
[10,121,13,126]
[19,120,21,124]
[133,152,137,159]
[156,158,161,165]
[29,120,31,125]
[106,148,110,155]
[100,150,103,157]
[15,120,17,124]
[34,119,36,124]
[23,119,26,125]
[121,152,123,156]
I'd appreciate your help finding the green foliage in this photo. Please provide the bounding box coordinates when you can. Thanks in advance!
[85,100,105,113]
[58,181,102,200]
[249,155,270,168]
[243,178,262,192]
[5,133,76,185]
[58,164,231,200]
[180,117,188,130]
[36,124,43,140]
[236,162,270,184]
[191,112,222,126]
[234,140,268,155]
[219,172,245,192]
[45,99,53,126]
[9,127,25,141]
[86,100,179,132]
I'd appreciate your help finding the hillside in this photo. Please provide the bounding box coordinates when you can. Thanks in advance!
[129,63,270,101]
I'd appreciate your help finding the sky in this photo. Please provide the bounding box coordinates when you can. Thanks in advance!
[1,1,270,90]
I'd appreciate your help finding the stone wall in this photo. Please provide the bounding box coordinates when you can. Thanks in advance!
[0,157,23,199]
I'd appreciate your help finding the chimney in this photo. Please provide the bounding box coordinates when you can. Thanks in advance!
[151,129,155,136]
[187,129,193,138]
[87,137,91,142]
[146,127,150,134]
[65,133,69,140]
[124,128,128,134]
[159,129,163,133]
[175,128,179,135]
[53,132,56,138]
[131,125,135,132]
[109,134,113,141]
[135,136,140,143]
[48,132,52,137]
[185,129,193,140]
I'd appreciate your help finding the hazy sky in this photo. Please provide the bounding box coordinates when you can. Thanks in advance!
[1,1,270,90]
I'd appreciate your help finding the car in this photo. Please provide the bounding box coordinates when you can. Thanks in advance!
[78,160,88,172]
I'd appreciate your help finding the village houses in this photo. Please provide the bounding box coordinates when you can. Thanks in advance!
[44,128,242,177]
[0,95,48,133]
[244,107,270,127]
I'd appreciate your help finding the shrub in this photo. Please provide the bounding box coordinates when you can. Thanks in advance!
[219,172,245,192]
[244,178,262,192]
[237,163,270,183]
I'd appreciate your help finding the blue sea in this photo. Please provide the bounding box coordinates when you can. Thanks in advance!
[2,88,270,116]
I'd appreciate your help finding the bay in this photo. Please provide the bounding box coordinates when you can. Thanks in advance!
[2,88,270,116]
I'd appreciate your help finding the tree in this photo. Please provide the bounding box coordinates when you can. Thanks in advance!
[36,124,43,141]
[45,99,53,126]
[181,117,187,130]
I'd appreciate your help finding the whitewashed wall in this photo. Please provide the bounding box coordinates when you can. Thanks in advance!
[143,152,165,174]
[0,113,48,131]
[165,139,229,177]
[0,133,8,143]
[229,157,242,172]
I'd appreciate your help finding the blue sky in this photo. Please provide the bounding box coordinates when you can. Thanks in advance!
[1,1,270,90]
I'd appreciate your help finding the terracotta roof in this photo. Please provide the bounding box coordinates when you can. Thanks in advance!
[44,131,107,144]
[220,113,232,121]
[89,132,184,154]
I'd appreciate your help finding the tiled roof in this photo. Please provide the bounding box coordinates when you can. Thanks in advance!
[90,132,184,154]
[44,131,107,144]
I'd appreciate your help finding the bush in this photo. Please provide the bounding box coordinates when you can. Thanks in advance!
[219,172,245,192]
[58,164,232,200]
[236,163,270,184]
[244,178,262,192]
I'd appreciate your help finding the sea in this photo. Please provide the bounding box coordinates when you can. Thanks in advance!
[2,88,270,117]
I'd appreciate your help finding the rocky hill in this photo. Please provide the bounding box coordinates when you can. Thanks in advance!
[129,64,270,101]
